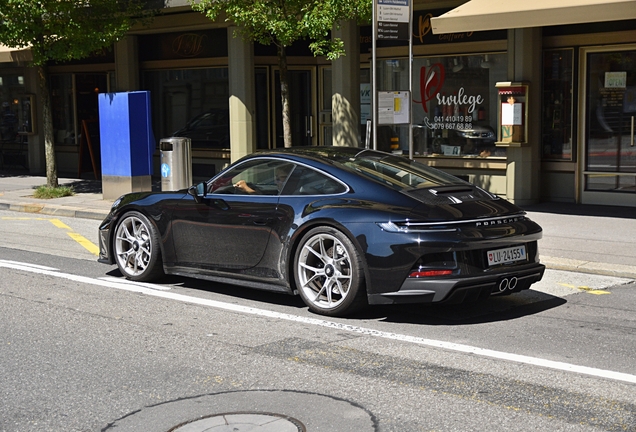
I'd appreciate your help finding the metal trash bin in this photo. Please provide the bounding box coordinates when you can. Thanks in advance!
[160,137,192,191]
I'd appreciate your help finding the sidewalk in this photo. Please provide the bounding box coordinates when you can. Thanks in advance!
[1,172,635,279]
[0,173,114,220]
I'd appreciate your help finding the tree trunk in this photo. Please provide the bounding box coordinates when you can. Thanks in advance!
[37,65,58,188]
[278,45,293,148]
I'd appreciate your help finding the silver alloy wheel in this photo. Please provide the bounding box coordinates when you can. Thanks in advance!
[296,232,353,310]
[115,215,153,278]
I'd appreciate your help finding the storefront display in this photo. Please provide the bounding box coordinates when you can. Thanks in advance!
[0,73,26,143]
[376,53,507,158]
[584,48,636,194]
[542,49,573,160]
[495,82,529,146]
[142,68,230,150]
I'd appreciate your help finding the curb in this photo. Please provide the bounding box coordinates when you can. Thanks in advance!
[540,256,636,280]
[0,201,109,220]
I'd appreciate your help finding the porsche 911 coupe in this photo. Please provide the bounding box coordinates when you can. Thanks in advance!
[98,146,545,316]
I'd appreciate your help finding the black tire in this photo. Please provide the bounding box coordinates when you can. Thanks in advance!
[113,211,164,282]
[294,226,367,316]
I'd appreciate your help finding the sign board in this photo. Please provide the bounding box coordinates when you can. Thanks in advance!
[378,91,410,124]
[501,103,523,125]
[605,72,627,89]
[376,0,410,40]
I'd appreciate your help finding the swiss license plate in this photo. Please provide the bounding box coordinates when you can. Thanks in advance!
[487,245,527,266]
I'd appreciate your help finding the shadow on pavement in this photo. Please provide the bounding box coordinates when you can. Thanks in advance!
[106,269,566,326]
[365,293,567,326]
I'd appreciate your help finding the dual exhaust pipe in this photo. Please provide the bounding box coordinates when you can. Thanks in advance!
[498,276,518,292]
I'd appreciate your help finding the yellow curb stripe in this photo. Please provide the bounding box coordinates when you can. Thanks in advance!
[2,216,99,256]
[67,232,100,256]
[558,282,611,295]
[578,286,612,295]
[49,219,72,230]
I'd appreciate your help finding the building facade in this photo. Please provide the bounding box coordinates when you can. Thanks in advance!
[1,0,635,206]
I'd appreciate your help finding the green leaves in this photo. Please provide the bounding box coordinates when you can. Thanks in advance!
[192,0,371,57]
[0,0,153,65]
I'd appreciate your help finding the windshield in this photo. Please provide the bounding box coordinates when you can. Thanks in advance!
[339,151,467,191]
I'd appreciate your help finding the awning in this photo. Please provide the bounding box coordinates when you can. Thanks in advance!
[431,0,636,34]
[0,44,32,63]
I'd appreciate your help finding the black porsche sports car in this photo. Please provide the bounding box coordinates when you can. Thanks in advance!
[98,146,545,316]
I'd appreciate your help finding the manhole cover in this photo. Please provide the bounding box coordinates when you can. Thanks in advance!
[169,412,306,432]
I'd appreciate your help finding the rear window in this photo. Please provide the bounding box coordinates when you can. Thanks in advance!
[339,152,466,191]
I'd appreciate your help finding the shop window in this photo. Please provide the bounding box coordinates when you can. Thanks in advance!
[255,67,269,150]
[320,67,370,148]
[143,68,229,150]
[50,74,108,147]
[377,53,507,158]
[0,74,26,144]
[584,49,636,193]
[360,68,371,147]
[542,49,574,161]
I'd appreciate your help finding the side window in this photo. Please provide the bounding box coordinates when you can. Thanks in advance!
[281,166,346,195]
[207,160,294,195]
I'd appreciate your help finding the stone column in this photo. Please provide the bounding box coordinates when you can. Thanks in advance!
[114,36,139,92]
[504,28,542,206]
[228,26,256,162]
[332,20,360,147]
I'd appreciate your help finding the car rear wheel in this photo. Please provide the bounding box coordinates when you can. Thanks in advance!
[294,227,367,316]
[114,211,164,281]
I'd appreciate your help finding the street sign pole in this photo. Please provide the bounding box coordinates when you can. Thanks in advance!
[372,0,377,150]
[408,0,413,159]
[372,0,413,156]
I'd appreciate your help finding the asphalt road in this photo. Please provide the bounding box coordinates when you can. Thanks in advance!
[1,210,635,431]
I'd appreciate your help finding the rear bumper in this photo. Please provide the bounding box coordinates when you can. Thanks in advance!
[367,263,545,305]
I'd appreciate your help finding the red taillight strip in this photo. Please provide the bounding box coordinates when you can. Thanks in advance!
[409,269,453,278]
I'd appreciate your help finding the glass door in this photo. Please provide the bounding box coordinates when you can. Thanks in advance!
[273,68,316,147]
[581,46,636,206]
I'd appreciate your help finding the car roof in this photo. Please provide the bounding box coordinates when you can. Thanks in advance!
[247,146,385,163]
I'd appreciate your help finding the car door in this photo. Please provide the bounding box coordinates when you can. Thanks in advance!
[170,159,294,271]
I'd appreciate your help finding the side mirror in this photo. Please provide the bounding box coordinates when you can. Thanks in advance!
[196,182,206,197]
[188,182,207,203]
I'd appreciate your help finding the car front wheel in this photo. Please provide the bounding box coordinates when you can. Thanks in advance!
[294,227,367,316]
[114,211,164,281]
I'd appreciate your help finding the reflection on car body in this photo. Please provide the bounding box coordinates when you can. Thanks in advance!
[98,146,545,317]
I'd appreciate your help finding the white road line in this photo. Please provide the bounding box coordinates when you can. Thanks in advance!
[0,260,59,271]
[98,276,173,291]
[2,259,636,385]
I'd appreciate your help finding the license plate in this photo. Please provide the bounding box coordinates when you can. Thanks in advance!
[487,245,526,266]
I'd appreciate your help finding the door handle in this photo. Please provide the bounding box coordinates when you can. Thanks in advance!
[305,116,313,137]
[252,218,272,226]
[631,116,634,147]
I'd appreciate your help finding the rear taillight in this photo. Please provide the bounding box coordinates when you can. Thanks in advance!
[409,269,453,278]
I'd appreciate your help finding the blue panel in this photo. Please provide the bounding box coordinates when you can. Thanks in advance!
[127,92,151,176]
[98,91,155,177]
[99,93,132,176]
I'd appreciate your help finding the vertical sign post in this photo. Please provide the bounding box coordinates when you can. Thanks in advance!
[372,0,413,156]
